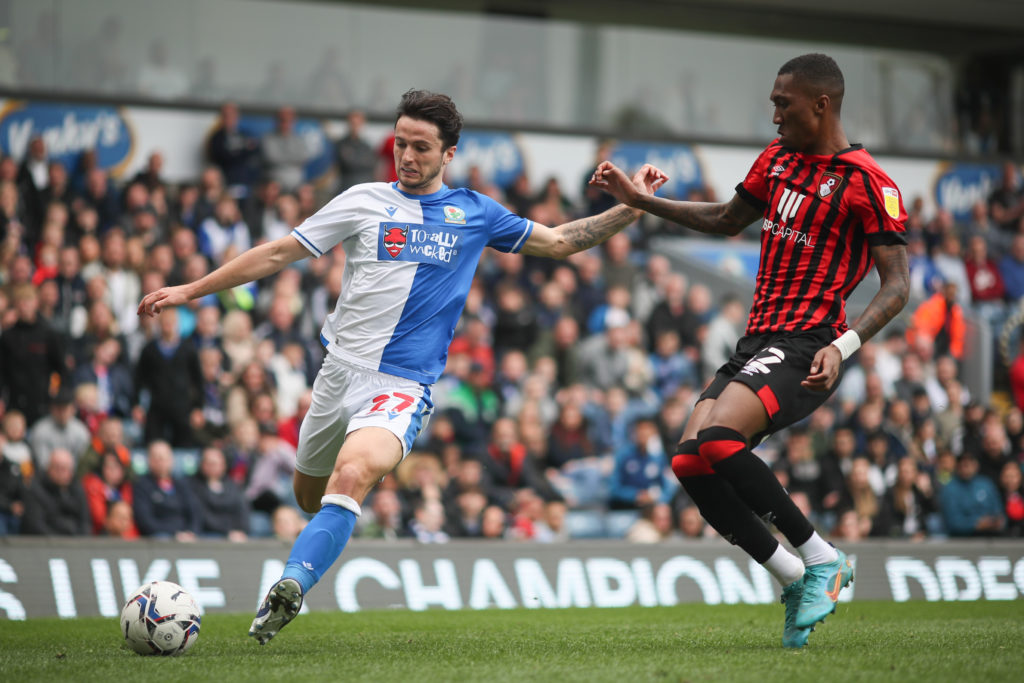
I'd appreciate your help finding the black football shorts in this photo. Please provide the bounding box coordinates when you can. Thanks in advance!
[699,326,841,444]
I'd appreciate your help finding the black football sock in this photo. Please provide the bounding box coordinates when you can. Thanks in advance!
[671,439,779,563]
[697,426,815,548]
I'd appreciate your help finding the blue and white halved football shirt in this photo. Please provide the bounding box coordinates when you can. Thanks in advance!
[292,182,533,384]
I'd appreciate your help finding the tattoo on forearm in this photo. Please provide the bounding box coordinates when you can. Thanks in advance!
[559,205,638,251]
[852,245,910,341]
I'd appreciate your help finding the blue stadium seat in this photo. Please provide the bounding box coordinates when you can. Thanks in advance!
[129,448,200,478]
[565,509,606,539]
[604,510,640,538]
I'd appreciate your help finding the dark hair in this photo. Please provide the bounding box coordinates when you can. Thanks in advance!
[395,89,463,150]
[98,451,128,481]
[778,53,845,109]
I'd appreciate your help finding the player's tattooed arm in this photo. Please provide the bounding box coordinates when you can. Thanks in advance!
[849,243,910,342]
[556,204,644,251]
[589,161,760,236]
[803,241,908,393]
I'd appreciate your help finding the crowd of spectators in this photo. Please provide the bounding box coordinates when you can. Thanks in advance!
[1,103,1024,546]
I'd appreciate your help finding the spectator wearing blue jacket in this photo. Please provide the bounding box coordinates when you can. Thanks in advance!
[999,233,1024,303]
[940,451,1005,537]
[609,419,677,510]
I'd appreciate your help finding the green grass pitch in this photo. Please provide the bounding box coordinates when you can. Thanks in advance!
[2,601,1022,682]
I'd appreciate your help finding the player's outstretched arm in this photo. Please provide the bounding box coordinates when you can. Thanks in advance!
[520,164,667,259]
[589,160,760,236]
[802,242,909,392]
[137,235,309,317]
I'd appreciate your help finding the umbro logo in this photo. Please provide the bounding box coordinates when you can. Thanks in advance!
[384,206,398,217]
[302,561,314,571]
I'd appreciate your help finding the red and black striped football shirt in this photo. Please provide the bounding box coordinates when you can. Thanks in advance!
[735,140,907,336]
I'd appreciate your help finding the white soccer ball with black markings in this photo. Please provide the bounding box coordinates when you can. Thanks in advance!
[120,580,201,656]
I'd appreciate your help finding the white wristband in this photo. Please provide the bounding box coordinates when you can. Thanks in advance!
[830,330,861,361]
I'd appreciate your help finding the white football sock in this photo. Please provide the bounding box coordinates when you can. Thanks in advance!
[761,545,805,587]
[797,532,839,566]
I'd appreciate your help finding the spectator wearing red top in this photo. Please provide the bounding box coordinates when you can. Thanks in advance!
[82,451,137,537]
[964,234,1007,325]
[1012,337,1024,412]
[965,235,1006,303]
[376,133,398,183]
[448,315,495,382]
[278,389,312,449]
[481,418,559,506]
[998,461,1024,537]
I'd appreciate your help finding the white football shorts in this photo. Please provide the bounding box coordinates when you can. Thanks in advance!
[295,354,433,478]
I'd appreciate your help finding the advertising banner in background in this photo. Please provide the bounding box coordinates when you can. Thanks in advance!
[1,539,1021,620]
[0,99,983,220]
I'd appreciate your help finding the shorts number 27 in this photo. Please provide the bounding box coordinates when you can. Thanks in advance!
[369,392,416,413]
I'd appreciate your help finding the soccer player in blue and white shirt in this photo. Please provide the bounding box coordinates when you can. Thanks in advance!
[139,89,667,644]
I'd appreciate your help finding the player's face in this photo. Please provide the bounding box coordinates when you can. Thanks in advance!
[394,116,455,194]
[770,73,822,153]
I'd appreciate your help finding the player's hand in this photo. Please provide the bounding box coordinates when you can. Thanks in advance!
[630,163,669,197]
[589,161,667,206]
[801,344,842,392]
[137,285,191,318]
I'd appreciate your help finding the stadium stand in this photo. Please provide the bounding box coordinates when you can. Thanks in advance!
[1,0,1022,545]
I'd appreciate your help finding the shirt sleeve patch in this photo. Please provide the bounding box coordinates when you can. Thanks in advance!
[882,187,900,219]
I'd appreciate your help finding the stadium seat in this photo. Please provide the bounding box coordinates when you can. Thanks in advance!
[603,510,641,538]
[565,509,606,539]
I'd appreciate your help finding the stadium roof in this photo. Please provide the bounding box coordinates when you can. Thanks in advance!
[334,0,1024,54]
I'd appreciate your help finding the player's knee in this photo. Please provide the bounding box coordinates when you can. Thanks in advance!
[671,439,713,480]
[696,426,748,467]
[331,459,377,494]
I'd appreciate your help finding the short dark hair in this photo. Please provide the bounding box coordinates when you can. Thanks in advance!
[778,53,845,109]
[395,89,463,150]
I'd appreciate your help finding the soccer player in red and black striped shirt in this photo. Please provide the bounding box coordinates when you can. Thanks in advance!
[590,53,909,648]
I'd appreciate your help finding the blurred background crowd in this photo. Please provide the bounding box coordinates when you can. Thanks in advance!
[2,99,1024,547]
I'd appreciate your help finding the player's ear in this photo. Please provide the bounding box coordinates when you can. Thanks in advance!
[815,94,830,114]
[443,145,456,165]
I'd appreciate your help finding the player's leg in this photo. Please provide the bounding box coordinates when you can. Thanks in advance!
[673,399,793,566]
[251,364,432,644]
[674,394,809,648]
[693,385,830,647]
[698,336,853,631]
[673,377,805,589]
[293,471,331,514]
[282,427,403,593]
[697,383,819,548]
[250,427,402,645]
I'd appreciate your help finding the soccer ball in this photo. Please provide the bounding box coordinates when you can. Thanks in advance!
[120,580,201,656]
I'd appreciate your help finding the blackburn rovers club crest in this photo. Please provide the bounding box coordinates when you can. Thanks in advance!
[383,226,408,258]
[818,172,843,198]
[882,186,900,219]
[443,205,466,224]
